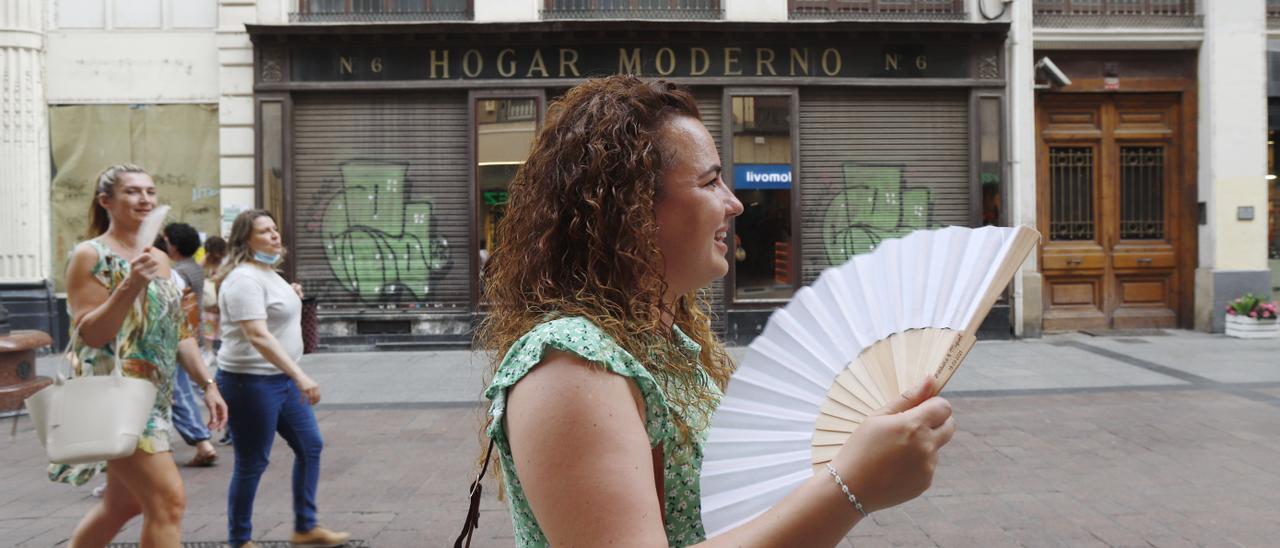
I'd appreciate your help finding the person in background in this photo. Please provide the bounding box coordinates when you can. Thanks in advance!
[214,209,349,548]
[60,163,227,546]
[201,235,231,446]
[161,223,220,467]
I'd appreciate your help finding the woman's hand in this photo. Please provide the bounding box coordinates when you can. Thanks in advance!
[830,375,955,513]
[291,283,304,299]
[127,248,164,284]
[293,373,321,405]
[204,385,229,430]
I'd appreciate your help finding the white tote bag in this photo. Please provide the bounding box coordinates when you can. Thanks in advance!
[24,332,158,465]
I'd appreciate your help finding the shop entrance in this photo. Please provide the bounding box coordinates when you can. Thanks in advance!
[1037,93,1187,331]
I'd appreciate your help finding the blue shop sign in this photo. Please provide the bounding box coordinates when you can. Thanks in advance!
[733,164,793,190]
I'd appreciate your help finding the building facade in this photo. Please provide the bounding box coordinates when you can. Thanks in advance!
[0,0,222,347]
[1,0,1276,347]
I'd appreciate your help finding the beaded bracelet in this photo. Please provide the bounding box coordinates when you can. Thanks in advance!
[824,463,869,518]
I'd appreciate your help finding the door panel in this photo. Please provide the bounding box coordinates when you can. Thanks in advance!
[1038,94,1182,331]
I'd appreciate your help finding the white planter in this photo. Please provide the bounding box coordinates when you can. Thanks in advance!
[1225,315,1280,339]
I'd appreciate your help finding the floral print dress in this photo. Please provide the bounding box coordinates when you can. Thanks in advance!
[48,239,188,486]
[485,316,722,547]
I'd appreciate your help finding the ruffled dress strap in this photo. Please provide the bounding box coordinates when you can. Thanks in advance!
[485,316,675,448]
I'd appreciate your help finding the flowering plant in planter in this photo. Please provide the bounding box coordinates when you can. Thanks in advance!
[1225,293,1278,320]
[1224,293,1279,339]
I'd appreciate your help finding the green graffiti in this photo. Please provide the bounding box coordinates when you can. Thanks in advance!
[322,161,450,302]
[821,164,933,264]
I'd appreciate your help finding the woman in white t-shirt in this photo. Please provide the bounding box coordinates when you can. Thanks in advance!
[213,209,349,548]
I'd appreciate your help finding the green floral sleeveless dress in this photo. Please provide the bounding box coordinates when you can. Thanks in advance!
[485,317,722,547]
[48,240,187,486]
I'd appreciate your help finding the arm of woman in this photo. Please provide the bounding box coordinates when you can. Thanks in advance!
[508,354,953,548]
[66,244,164,348]
[175,337,228,429]
[505,350,670,546]
[238,319,319,405]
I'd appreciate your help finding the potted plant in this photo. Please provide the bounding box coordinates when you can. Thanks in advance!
[1224,293,1279,339]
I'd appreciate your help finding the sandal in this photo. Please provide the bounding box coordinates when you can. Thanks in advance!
[186,451,218,467]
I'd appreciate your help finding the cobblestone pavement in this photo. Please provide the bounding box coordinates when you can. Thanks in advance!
[3,331,1278,547]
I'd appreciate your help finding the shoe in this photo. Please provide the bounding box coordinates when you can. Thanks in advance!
[217,433,233,446]
[186,450,218,467]
[231,542,259,548]
[291,526,351,547]
[91,483,106,498]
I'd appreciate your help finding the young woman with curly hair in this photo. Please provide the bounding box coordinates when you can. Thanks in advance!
[477,75,955,547]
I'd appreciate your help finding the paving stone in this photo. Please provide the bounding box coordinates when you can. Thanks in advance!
[8,332,1280,546]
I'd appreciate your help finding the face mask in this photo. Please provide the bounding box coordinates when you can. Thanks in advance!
[253,251,281,266]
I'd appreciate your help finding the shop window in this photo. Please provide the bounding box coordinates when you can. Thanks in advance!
[978,97,1003,226]
[260,101,285,234]
[48,104,221,292]
[476,97,539,293]
[730,95,795,301]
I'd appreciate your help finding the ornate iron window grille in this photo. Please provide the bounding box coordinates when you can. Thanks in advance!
[1049,147,1095,242]
[789,0,966,20]
[1032,0,1200,27]
[292,0,472,22]
[1119,147,1165,240]
[541,0,723,20]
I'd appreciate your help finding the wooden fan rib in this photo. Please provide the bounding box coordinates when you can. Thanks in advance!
[833,369,882,413]
[813,413,861,433]
[811,429,852,447]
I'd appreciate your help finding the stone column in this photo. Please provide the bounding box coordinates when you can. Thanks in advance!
[0,0,50,286]
[1008,0,1042,337]
[217,0,263,236]
[1195,0,1270,332]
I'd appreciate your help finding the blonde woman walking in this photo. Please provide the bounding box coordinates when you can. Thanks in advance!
[60,163,227,547]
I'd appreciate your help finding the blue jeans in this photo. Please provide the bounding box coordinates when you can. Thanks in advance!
[171,366,211,445]
[217,371,324,544]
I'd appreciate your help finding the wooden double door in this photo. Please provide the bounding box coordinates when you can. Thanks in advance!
[1037,93,1189,331]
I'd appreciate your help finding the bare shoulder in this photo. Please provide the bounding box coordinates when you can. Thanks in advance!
[69,240,100,263]
[65,241,103,279]
[512,350,645,414]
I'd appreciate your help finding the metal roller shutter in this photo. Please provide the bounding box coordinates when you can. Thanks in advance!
[694,87,728,337]
[799,89,970,286]
[292,92,471,313]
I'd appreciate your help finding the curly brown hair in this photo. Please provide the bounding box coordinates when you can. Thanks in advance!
[477,75,734,437]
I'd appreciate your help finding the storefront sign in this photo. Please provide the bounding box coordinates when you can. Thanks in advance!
[289,44,968,82]
[734,164,792,190]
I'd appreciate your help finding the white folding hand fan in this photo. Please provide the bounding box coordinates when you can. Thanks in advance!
[138,205,171,253]
[699,225,1039,536]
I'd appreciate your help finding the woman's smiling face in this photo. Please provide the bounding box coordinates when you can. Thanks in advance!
[101,172,157,229]
[653,115,744,301]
